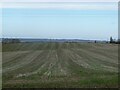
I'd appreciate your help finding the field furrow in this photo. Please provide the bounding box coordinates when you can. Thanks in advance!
[2,42,118,88]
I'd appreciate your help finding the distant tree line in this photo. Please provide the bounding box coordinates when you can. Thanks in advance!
[2,38,21,44]
[109,37,120,44]
[2,37,120,44]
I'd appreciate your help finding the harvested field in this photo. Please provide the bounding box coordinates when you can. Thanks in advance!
[2,42,118,88]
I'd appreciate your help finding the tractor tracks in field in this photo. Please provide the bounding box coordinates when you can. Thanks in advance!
[3,51,43,73]
[3,43,118,79]
[71,47,118,72]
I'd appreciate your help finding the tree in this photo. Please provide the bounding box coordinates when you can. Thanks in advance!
[94,40,97,43]
[110,36,113,43]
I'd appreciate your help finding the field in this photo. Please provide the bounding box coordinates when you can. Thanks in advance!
[2,42,118,88]
[0,43,2,89]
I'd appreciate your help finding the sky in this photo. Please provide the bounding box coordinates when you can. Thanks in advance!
[0,1,118,40]
[0,0,119,2]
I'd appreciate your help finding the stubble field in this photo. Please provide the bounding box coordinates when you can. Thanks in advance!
[2,42,118,88]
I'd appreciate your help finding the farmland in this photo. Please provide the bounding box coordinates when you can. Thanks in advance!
[2,42,118,88]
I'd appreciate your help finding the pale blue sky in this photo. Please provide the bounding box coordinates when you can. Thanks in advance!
[1,2,118,40]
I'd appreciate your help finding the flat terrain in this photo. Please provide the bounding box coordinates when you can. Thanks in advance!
[2,42,118,88]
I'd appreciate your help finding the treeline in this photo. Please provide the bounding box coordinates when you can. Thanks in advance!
[2,37,120,44]
[2,38,21,44]
[109,37,120,44]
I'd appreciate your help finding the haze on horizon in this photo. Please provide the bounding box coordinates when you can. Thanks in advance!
[1,2,118,40]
